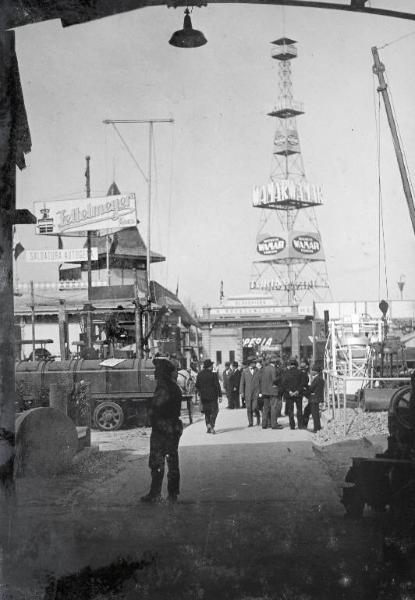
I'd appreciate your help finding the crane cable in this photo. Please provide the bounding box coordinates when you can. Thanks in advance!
[372,75,389,301]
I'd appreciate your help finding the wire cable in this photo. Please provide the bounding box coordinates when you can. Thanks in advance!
[379,30,415,50]
[110,123,148,183]
[374,89,389,301]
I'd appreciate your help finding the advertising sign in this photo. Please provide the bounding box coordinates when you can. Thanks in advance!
[242,328,288,350]
[26,248,98,263]
[256,231,325,262]
[34,193,137,235]
[274,130,300,155]
[289,230,325,260]
[250,278,329,292]
[256,234,286,256]
[252,179,323,208]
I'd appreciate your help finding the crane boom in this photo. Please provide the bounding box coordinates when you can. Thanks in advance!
[371,46,415,236]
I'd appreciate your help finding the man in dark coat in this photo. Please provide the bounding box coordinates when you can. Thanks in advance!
[222,361,232,408]
[239,358,261,427]
[141,357,183,504]
[303,365,325,432]
[261,356,283,429]
[281,358,304,430]
[228,361,242,409]
[195,358,222,433]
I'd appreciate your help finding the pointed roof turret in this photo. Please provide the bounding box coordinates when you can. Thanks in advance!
[107,181,121,196]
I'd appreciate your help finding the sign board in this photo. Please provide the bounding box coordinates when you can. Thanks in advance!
[250,278,329,292]
[25,248,98,263]
[256,231,325,261]
[253,179,323,208]
[242,327,289,349]
[256,234,286,256]
[34,193,137,235]
[274,130,300,155]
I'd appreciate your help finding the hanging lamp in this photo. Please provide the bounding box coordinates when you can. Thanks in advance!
[169,8,207,48]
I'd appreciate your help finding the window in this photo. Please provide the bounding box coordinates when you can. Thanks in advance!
[216,351,222,365]
[229,350,235,363]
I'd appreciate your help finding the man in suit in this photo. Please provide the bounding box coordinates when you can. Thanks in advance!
[195,358,222,434]
[141,357,183,504]
[239,358,261,427]
[228,361,242,409]
[222,361,232,408]
[261,355,283,430]
[303,365,325,432]
[281,358,304,430]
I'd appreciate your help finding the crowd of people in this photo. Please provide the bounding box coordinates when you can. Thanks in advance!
[195,355,325,435]
[141,353,325,504]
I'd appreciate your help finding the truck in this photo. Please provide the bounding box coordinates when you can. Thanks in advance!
[15,357,159,431]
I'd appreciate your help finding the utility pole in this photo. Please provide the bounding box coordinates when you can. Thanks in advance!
[372,46,415,236]
[85,156,93,352]
[30,280,35,361]
[102,118,174,352]
[134,269,142,361]
[58,299,67,360]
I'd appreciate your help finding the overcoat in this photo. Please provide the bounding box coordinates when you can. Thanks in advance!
[239,367,261,410]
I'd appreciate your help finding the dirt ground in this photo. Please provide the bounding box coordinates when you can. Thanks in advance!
[1,408,412,600]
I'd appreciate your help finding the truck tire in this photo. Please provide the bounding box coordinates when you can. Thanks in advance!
[93,401,124,431]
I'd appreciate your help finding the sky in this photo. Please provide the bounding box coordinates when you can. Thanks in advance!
[13,1,415,311]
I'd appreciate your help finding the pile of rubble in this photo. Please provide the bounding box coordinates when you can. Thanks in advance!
[314,407,388,445]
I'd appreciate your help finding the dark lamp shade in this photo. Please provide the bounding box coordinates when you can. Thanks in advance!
[169,10,207,48]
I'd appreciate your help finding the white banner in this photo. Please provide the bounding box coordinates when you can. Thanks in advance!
[34,193,137,235]
[26,248,98,263]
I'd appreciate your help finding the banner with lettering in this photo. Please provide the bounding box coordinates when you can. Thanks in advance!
[34,193,137,235]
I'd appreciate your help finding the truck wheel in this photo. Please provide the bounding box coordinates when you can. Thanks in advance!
[93,402,124,431]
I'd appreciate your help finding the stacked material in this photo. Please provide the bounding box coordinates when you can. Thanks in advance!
[314,408,388,446]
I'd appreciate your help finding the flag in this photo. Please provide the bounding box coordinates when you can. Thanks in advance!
[220,280,224,302]
[175,279,179,297]
[14,242,24,260]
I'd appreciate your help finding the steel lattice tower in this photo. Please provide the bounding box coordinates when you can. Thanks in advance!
[250,38,331,307]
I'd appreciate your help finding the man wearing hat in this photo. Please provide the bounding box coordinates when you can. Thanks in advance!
[228,361,242,409]
[239,357,262,427]
[195,359,222,434]
[261,355,283,430]
[302,365,325,432]
[141,357,183,504]
[281,358,304,430]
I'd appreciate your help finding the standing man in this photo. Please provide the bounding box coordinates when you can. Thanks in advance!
[228,361,242,409]
[303,365,325,432]
[240,358,261,427]
[141,357,183,504]
[222,361,232,408]
[281,358,304,430]
[195,359,222,434]
[261,355,283,430]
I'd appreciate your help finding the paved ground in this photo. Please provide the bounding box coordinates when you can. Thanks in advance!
[0,405,392,599]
